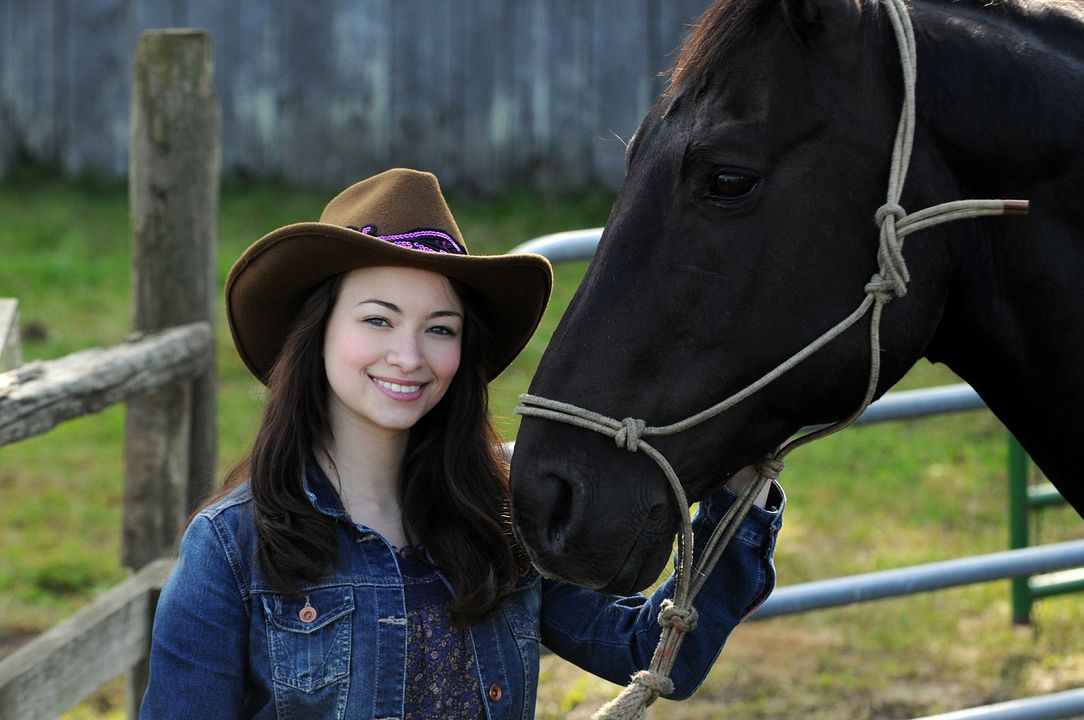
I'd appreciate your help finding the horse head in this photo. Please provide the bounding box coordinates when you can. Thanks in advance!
[510,0,1027,593]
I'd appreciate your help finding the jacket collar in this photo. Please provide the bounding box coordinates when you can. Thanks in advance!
[302,456,353,523]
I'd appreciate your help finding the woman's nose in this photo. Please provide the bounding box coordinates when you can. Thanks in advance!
[386,333,423,371]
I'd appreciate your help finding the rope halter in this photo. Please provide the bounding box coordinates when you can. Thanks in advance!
[516,0,1027,717]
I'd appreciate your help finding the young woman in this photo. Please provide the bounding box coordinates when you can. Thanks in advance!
[141,168,785,719]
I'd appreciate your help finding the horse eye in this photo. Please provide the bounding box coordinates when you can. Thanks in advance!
[709,172,759,200]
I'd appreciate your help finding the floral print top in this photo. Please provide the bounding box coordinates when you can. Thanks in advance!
[399,546,485,719]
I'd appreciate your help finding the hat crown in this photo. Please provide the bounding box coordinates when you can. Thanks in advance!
[320,169,468,253]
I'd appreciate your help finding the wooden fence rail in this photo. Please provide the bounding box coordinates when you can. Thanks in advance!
[0,28,220,717]
[0,318,211,717]
[0,322,213,448]
[0,559,175,720]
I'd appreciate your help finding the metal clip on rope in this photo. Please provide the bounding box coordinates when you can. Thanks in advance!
[516,0,1026,716]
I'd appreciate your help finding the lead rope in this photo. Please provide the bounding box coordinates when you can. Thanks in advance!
[516,0,1026,717]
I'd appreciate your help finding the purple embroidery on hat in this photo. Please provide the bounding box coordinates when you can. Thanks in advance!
[347,224,465,255]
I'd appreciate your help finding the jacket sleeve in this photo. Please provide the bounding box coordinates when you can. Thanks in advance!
[538,481,784,700]
[140,515,251,718]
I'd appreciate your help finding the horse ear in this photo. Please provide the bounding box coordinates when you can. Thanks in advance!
[782,0,862,41]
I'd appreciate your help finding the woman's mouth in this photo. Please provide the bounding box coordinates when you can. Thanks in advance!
[372,377,426,401]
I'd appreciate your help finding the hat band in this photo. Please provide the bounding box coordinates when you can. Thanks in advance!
[348,224,466,255]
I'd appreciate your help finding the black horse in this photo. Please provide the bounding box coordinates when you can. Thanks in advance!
[509,0,1084,594]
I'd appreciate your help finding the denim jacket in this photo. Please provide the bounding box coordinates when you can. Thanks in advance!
[141,474,783,720]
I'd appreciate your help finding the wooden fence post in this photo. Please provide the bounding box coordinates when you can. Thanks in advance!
[0,299,19,371]
[124,29,220,713]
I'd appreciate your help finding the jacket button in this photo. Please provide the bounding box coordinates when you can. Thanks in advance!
[487,684,503,702]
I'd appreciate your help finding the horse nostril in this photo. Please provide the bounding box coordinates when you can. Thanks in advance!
[547,524,566,553]
[541,472,574,556]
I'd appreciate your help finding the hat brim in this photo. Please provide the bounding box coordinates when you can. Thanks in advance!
[226,222,553,384]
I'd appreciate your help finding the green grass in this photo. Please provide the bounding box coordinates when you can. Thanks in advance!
[1,171,1082,718]
[536,407,1084,719]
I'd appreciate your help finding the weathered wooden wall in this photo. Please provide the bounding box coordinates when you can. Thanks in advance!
[0,0,711,193]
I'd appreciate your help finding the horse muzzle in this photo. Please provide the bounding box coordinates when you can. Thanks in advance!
[509,425,679,593]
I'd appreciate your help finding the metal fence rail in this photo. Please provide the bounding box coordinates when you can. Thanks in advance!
[748,541,1084,720]
[751,539,1084,620]
[910,687,1084,720]
[511,227,605,261]
[746,541,1084,720]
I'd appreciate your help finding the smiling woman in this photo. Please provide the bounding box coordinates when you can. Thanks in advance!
[135,168,786,720]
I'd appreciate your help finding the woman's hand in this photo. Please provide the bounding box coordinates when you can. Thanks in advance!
[724,464,773,509]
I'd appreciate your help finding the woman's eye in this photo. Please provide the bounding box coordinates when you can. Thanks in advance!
[428,325,458,337]
[364,317,390,327]
[709,172,759,200]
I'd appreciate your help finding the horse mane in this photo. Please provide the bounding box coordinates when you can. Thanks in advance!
[666,0,1083,102]
[666,0,780,98]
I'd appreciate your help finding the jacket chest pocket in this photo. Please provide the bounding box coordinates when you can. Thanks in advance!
[504,580,541,642]
[503,602,541,643]
[262,586,354,692]
[503,585,541,664]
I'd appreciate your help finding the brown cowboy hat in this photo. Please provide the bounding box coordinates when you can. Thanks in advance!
[226,168,553,384]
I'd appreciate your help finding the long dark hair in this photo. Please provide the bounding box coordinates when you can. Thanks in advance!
[216,271,525,626]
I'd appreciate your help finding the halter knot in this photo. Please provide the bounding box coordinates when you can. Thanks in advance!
[870,202,911,300]
[865,273,894,301]
[658,599,699,633]
[756,457,785,483]
[614,417,646,451]
[875,202,906,226]
[630,669,675,698]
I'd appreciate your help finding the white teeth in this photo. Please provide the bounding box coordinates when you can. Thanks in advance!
[375,379,422,395]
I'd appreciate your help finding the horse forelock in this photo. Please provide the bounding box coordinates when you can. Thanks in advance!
[666,0,779,99]
[664,0,899,102]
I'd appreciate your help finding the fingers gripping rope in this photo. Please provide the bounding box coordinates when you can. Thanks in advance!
[756,457,785,484]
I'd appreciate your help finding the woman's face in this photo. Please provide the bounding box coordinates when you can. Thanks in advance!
[323,266,463,437]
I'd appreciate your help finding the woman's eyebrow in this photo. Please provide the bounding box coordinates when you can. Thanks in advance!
[358,299,401,313]
[358,299,462,319]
